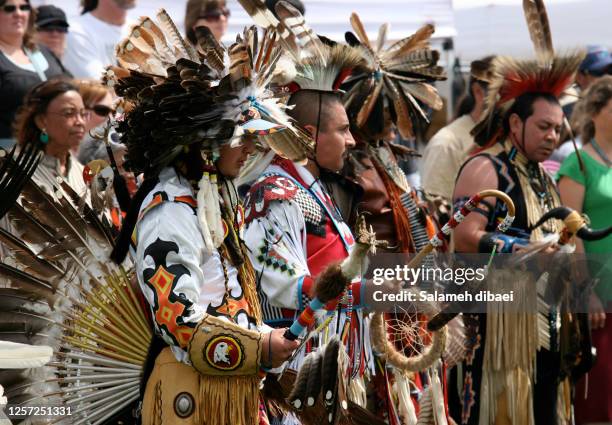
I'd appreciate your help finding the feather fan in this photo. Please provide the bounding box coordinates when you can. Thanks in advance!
[0,154,151,424]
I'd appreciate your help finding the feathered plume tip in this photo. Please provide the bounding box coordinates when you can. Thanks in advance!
[472,0,585,146]
[287,351,313,410]
[342,13,445,140]
[312,216,380,304]
[339,215,384,279]
[523,0,554,63]
[313,262,348,304]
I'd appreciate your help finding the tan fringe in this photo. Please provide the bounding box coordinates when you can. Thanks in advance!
[478,141,562,425]
[195,375,261,425]
[239,256,263,325]
[481,269,538,425]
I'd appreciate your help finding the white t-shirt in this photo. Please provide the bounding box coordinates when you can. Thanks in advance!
[420,114,477,202]
[63,13,127,79]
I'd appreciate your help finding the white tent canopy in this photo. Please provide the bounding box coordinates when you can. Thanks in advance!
[226,0,456,42]
[453,0,612,62]
[31,0,456,43]
[30,0,608,116]
[31,0,609,63]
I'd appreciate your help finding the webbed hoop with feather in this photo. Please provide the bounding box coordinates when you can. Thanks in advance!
[371,190,516,372]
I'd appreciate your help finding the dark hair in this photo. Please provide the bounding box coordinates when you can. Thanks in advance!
[0,0,36,50]
[578,75,612,142]
[80,0,98,14]
[13,78,78,146]
[184,0,227,44]
[287,90,342,133]
[456,78,488,117]
[501,92,560,139]
[455,55,495,118]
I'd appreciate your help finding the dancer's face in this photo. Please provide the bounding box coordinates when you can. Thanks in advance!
[311,100,356,172]
[509,98,563,162]
[216,136,256,178]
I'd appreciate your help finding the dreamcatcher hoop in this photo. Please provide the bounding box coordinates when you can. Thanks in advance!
[371,299,448,372]
[370,189,516,372]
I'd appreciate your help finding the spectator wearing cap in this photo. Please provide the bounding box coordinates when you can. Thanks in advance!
[0,0,71,148]
[35,5,69,60]
[63,0,136,79]
[576,45,612,91]
[550,45,612,167]
[185,0,230,44]
[420,56,495,203]
[561,45,612,119]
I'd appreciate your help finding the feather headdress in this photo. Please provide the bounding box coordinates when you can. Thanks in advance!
[238,0,364,94]
[107,10,318,259]
[106,9,307,175]
[237,1,365,163]
[342,13,446,140]
[472,0,585,146]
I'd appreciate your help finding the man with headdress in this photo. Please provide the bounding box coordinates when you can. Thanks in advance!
[336,15,451,422]
[106,14,300,424]
[421,56,495,204]
[447,1,585,423]
[242,38,374,416]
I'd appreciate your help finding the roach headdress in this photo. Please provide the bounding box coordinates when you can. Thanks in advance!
[472,0,585,146]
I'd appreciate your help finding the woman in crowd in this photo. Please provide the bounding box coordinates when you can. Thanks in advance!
[0,0,70,148]
[76,79,136,227]
[558,75,612,424]
[13,78,87,194]
[75,79,115,164]
[184,0,229,44]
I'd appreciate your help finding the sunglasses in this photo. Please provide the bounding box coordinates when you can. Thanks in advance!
[89,104,115,117]
[2,3,31,13]
[201,8,230,22]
